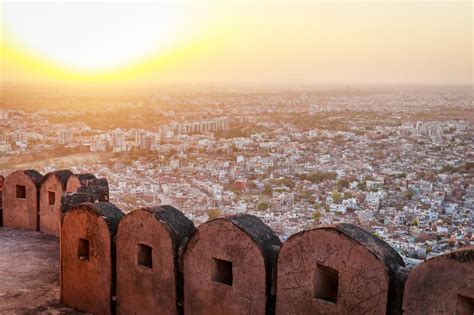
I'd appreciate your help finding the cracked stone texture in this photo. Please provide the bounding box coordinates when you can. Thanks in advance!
[276,224,404,315]
[65,174,96,194]
[2,170,43,231]
[402,247,474,315]
[39,170,73,236]
[66,174,109,202]
[61,202,124,315]
[0,227,84,314]
[116,206,195,315]
[183,214,281,315]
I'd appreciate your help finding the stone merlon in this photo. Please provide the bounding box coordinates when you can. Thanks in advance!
[0,169,472,315]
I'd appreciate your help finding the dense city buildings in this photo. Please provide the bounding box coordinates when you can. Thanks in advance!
[58,129,73,145]
[1,85,472,266]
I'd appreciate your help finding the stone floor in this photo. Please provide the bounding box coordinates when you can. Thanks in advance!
[0,227,84,314]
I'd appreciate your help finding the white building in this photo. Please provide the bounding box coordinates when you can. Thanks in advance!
[58,129,73,145]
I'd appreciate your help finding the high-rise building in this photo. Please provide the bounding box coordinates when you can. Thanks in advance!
[110,129,125,147]
[59,129,73,145]
[177,117,230,134]
[0,110,9,120]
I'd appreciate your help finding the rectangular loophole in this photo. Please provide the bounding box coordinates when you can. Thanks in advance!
[457,295,474,315]
[48,191,55,205]
[314,263,339,304]
[212,258,233,286]
[137,244,153,269]
[78,238,89,261]
[16,185,26,199]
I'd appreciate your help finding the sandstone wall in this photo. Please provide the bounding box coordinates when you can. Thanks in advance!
[403,248,473,315]
[116,206,195,315]
[2,170,43,230]
[0,175,4,226]
[183,214,281,315]
[61,202,124,315]
[2,169,472,315]
[276,224,405,315]
[39,170,73,236]
[66,173,109,202]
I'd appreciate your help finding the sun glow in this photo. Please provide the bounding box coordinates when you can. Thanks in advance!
[1,1,472,86]
[1,2,215,83]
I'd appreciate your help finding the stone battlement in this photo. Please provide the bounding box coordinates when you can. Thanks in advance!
[0,169,473,315]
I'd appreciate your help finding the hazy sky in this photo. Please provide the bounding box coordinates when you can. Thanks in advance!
[1,1,472,86]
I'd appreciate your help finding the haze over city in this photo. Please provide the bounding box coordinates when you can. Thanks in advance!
[0,1,473,314]
[2,1,472,87]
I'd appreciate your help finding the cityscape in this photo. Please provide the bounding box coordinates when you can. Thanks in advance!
[1,1,472,313]
[1,85,472,267]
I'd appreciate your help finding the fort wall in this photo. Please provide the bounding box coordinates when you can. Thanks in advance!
[1,169,472,315]
[39,170,73,236]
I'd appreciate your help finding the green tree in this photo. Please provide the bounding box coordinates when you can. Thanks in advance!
[313,210,321,222]
[264,185,273,197]
[207,208,222,220]
[332,191,343,204]
[258,202,269,211]
[281,178,295,189]
[426,245,432,254]
[298,171,337,184]
[344,191,354,199]
[336,178,350,190]
[357,181,367,191]
[248,182,257,190]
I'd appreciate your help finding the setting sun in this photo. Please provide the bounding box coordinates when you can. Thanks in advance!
[1,1,472,85]
[1,2,216,82]
[0,1,473,314]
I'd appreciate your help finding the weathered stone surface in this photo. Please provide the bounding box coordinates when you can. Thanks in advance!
[116,205,195,315]
[60,193,97,218]
[276,223,405,315]
[0,175,4,227]
[76,185,103,201]
[403,247,474,315]
[66,174,109,202]
[183,214,281,315]
[0,227,85,314]
[39,170,73,236]
[2,170,43,230]
[3,169,469,315]
[61,202,124,315]
[65,174,96,193]
[94,178,109,202]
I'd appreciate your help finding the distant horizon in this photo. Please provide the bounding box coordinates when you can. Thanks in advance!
[2,1,472,87]
[2,79,473,90]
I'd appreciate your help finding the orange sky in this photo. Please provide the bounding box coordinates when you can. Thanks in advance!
[1,1,472,86]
